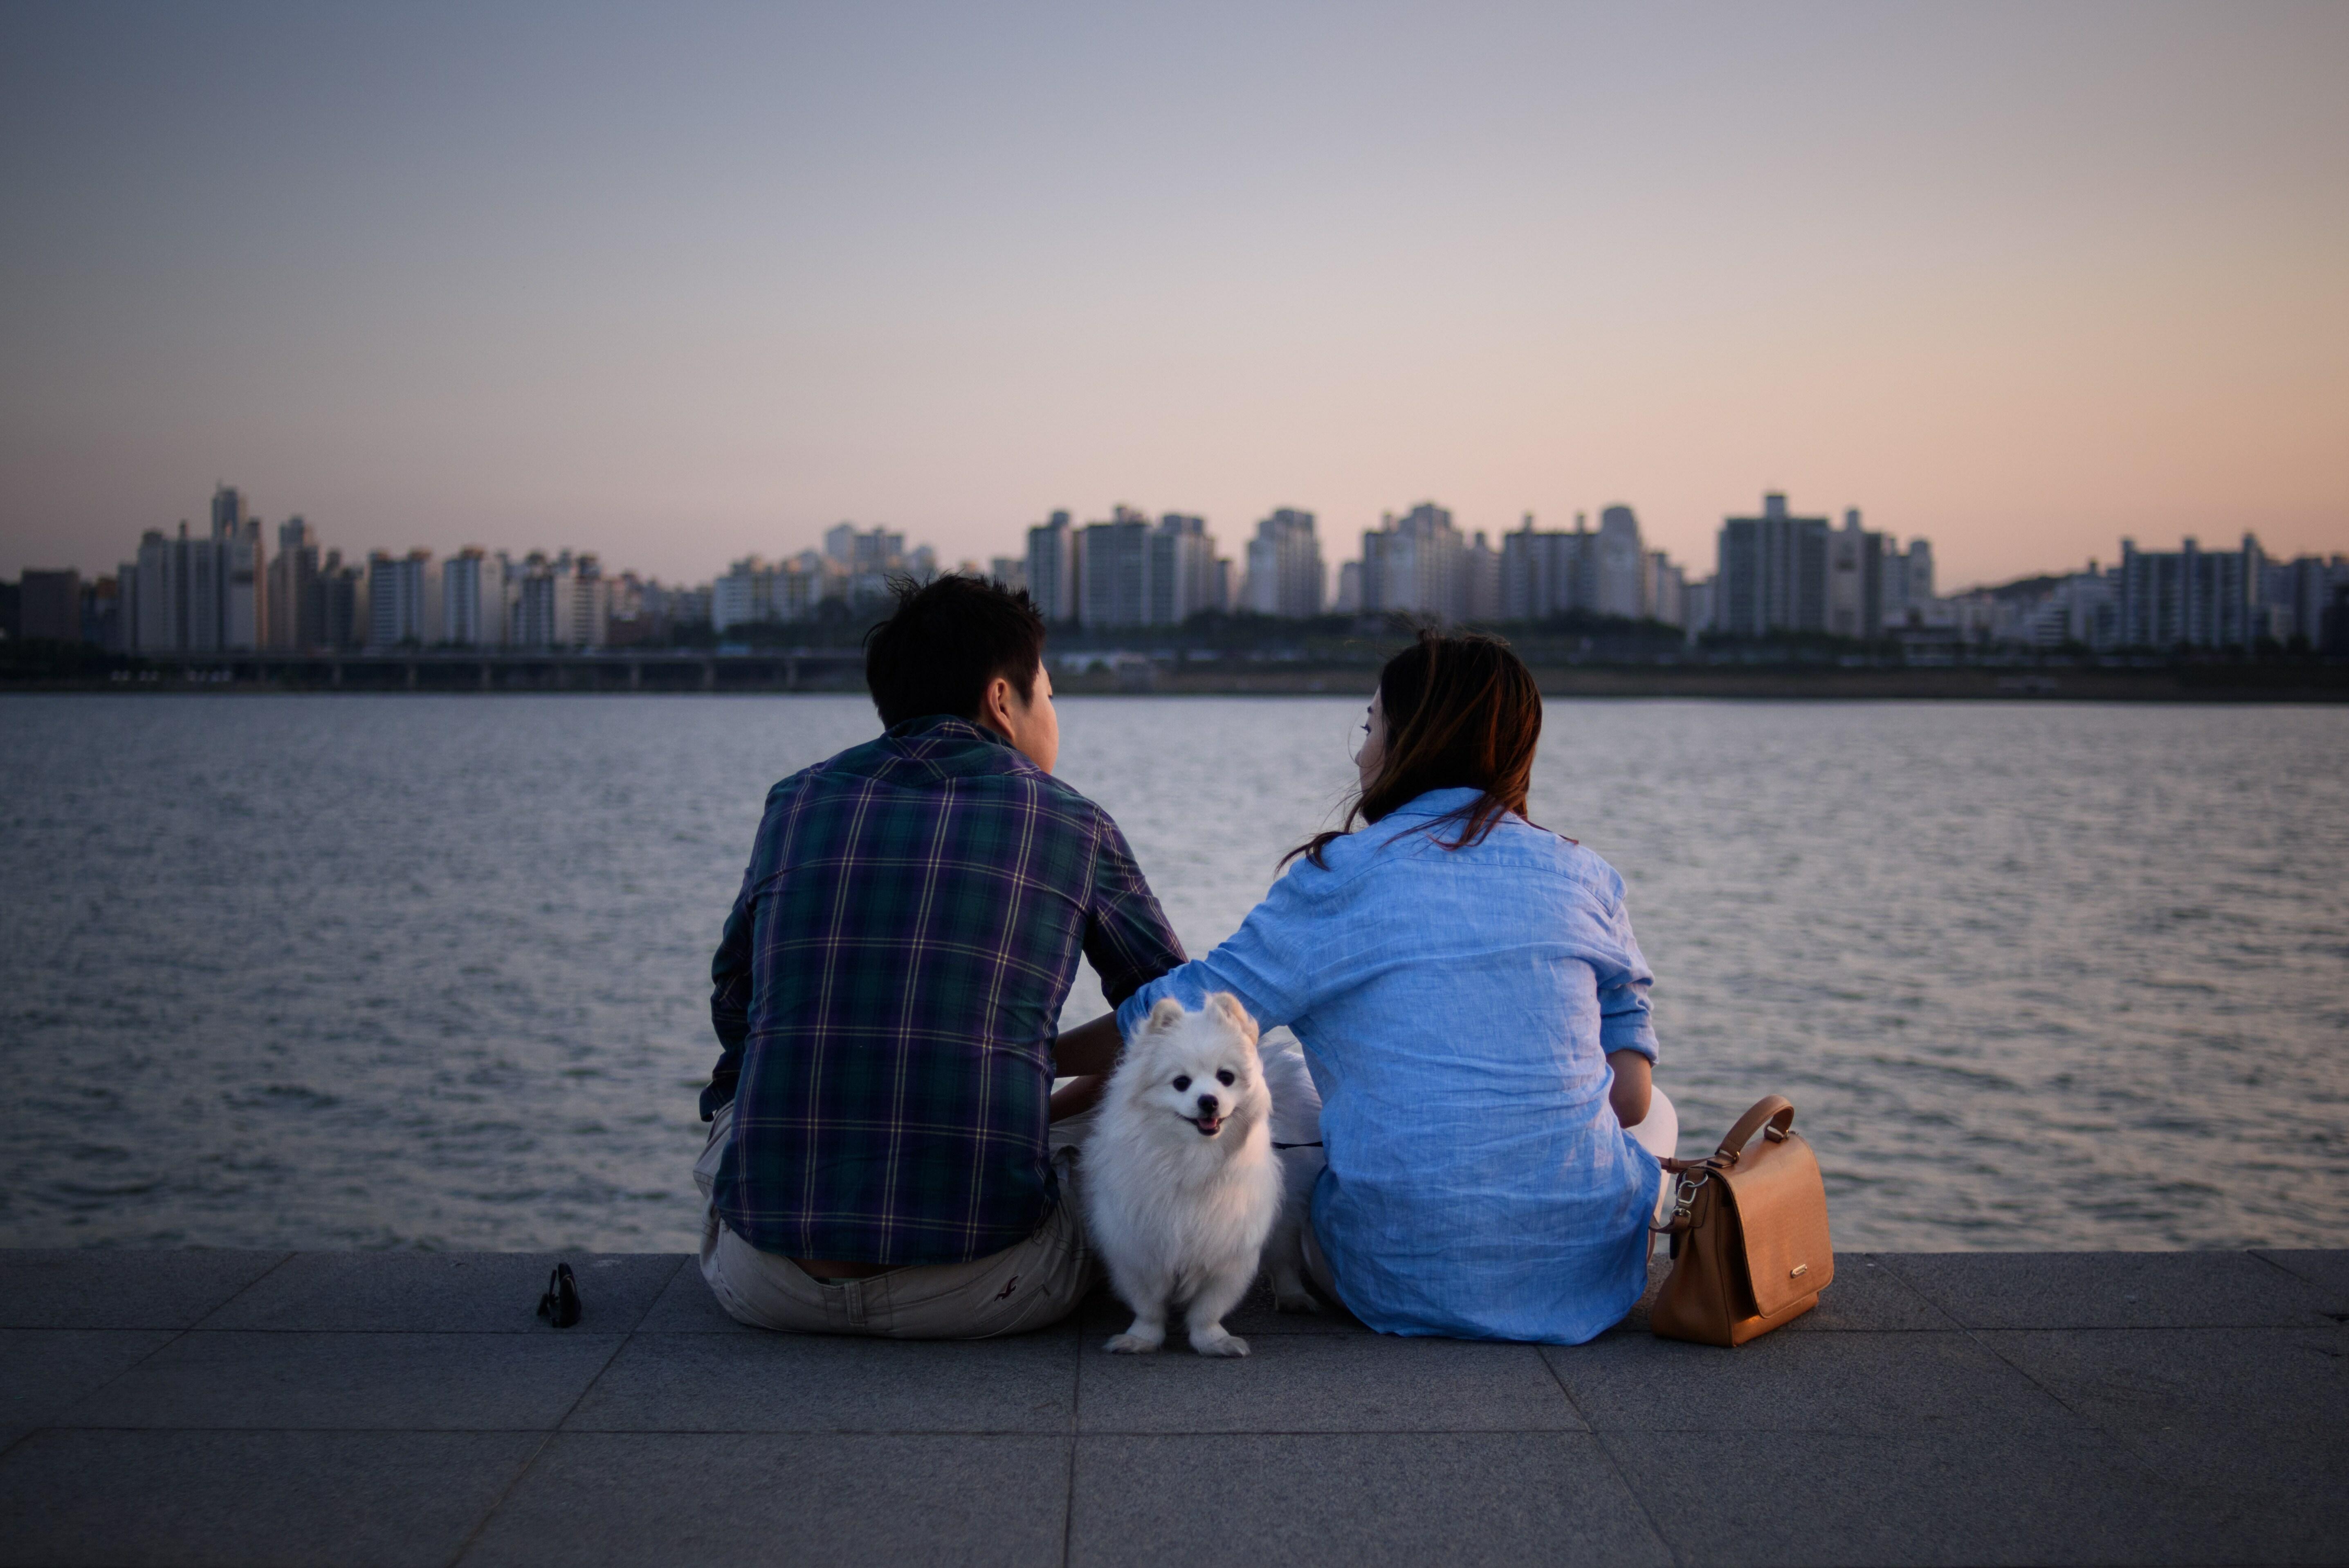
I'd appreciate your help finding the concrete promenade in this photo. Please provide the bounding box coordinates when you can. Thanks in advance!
[1,1248,2342,1567]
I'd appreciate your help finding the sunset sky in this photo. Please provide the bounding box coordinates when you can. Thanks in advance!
[3,1,2344,590]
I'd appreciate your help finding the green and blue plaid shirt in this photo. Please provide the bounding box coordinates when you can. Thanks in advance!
[704,716,1185,1265]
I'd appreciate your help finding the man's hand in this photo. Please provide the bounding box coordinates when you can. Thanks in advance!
[1608,1049,1653,1130]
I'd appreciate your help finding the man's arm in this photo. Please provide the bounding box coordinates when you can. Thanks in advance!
[1046,1013,1121,1123]
[704,882,755,1121]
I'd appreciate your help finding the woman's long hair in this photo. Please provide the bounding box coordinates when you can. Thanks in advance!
[1285,629,1547,870]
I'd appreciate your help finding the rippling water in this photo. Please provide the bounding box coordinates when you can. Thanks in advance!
[2,693,2344,1252]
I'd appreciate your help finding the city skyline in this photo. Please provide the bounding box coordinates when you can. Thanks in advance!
[4,4,2346,586]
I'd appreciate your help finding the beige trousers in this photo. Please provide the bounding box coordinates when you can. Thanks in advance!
[693,1103,1099,1339]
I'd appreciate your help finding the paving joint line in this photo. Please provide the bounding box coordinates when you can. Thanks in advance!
[1538,1316,1683,1568]
[441,1317,634,1567]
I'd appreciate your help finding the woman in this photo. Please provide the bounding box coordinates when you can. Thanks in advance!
[1057,631,1676,1344]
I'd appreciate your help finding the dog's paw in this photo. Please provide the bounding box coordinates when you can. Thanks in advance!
[1191,1332,1250,1357]
[1104,1332,1163,1355]
[1273,1288,1321,1314]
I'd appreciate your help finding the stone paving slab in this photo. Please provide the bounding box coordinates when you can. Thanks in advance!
[566,1329,1078,1433]
[1978,1325,2349,1432]
[63,1330,627,1431]
[0,1247,2341,1567]
[1068,1432,1672,1568]
[0,1330,177,1437]
[0,1429,544,1568]
[1882,1250,2342,1329]
[1543,1327,2090,1435]
[458,1432,1069,1568]
[197,1251,686,1334]
[1077,1334,1581,1433]
[1601,1428,2266,1568]
[0,1251,287,1330]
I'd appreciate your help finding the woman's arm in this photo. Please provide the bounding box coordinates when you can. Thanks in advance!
[1607,1049,1653,1130]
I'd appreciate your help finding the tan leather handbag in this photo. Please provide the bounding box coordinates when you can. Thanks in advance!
[1649,1095,1834,1346]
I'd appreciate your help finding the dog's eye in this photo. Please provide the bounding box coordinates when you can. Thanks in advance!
[1216,1070,1235,1086]
[1171,1076,1191,1092]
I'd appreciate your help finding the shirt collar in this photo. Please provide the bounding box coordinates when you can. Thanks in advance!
[1383,786,1488,819]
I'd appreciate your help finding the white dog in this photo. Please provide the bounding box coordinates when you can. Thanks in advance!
[1083,993,1283,1355]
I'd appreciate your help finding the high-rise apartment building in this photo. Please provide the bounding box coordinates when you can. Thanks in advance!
[441,548,507,647]
[215,486,267,651]
[1825,509,1886,640]
[1500,514,1583,621]
[1079,508,1154,629]
[367,550,438,649]
[1242,508,1325,618]
[1716,492,1832,638]
[1148,513,1224,625]
[1026,511,1078,622]
[2115,535,2268,649]
[1361,503,1465,621]
[321,553,367,649]
[1591,506,1646,620]
[1466,532,1502,621]
[267,517,323,650]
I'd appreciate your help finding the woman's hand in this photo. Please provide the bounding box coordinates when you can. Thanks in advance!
[1607,1050,1653,1130]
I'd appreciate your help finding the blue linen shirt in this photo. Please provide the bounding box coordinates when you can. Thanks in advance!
[1114,788,1662,1344]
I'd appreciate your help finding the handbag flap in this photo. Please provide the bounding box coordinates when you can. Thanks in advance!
[1718,1132,1834,1317]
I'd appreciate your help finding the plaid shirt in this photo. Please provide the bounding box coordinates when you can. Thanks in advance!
[703,716,1185,1265]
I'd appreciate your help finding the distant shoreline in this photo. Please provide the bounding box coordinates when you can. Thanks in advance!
[7,662,2345,702]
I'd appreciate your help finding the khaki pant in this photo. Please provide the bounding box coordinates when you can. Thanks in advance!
[693,1103,1099,1339]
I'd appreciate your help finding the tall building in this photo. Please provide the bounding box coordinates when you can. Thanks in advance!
[1500,514,1585,621]
[1716,492,1832,638]
[1883,538,1935,626]
[1466,532,1502,621]
[1025,511,1078,622]
[320,552,367,650]
[215,486,267,651]
[711,557,771,635]
[987,557,1027,595]
[366,550,438,649]
[1148,513,1224,625]
[1361,503,1465,620]
[2116,535,2266,649]
[1646,553,1687,629]
[1591,506,1646,620]
[1335,560,1363,613]
[1825,509,1886,640]
[267,517,323,650]
[1241,508,1325,618]
[441,548,507,647]
[1079,508,1153,629]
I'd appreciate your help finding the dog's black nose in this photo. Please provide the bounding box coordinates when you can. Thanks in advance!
[1195,1093,1218,1116]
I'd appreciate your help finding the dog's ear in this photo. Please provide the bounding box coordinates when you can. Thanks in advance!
[1146,997,1187,1032]
[1205,991,1259,1048]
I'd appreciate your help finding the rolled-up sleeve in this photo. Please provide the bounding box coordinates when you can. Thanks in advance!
[1114,857,1325,1039]
[1595,898,1660,1064]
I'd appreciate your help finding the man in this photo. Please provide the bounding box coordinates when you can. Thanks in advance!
[694,573,1183,1337]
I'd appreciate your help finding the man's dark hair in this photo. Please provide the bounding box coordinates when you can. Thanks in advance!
[863,573,1047,728]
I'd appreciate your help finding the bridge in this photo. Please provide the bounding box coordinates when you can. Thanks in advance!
[110,647,873,692]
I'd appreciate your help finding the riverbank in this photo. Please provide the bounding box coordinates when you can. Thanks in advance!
[3,1247,2342,1566]
[6,656,2347,701]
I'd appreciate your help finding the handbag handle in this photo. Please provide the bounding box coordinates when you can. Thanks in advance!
[1712,1095,1795,1164]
